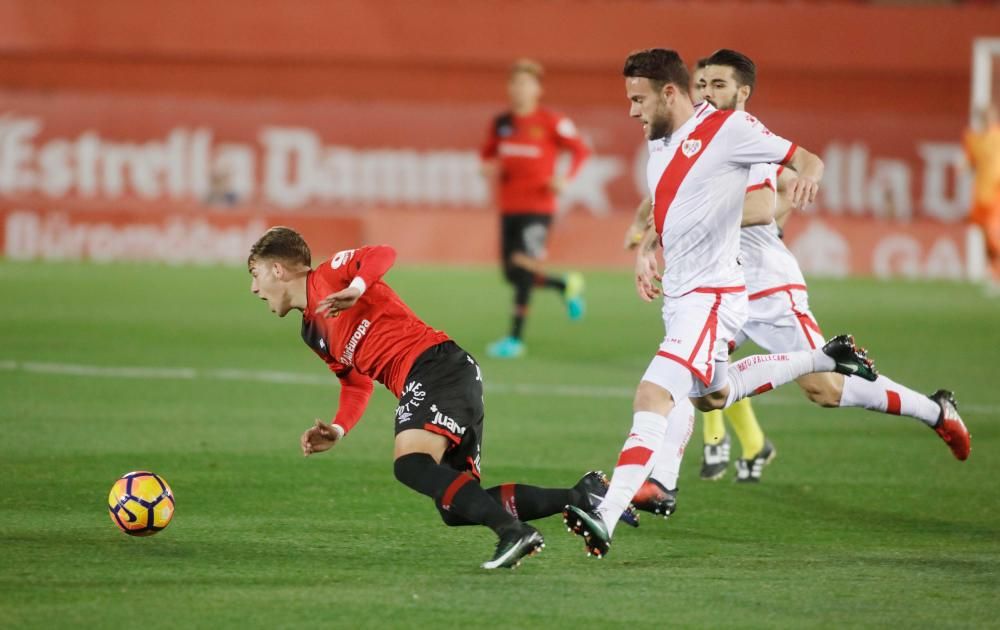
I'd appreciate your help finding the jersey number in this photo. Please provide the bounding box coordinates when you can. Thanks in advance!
[330,249,356,270]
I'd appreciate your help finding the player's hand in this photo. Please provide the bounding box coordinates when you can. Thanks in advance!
[623,223,646,250]
[788,175,819,209]
[301,419,343,456]
[549,175,568,194]
[635,249,662,302]
[316,287,362,318]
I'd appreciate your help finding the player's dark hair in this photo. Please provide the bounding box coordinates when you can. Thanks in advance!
[623,48,690,95]
[248,226,312,270]
[704,49,756,95]
[694,57,710,70]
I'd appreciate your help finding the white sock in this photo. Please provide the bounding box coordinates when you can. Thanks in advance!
[840,375,940,427]
[725,349,831,406]
[648,399,695,491]
[597,411,668,536]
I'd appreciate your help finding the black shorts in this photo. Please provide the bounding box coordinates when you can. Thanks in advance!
[394,341,484,479]
[501,213,553,263]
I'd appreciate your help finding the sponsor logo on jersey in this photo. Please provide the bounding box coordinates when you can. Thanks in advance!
[498,142,543,158]
[340,318,371,366]
[681,138,702,158]
[428,403,466,436]
[396,380,426,423]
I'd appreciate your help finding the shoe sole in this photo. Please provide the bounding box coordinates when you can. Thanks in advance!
[562,508,610,558]
[480,532,545,570]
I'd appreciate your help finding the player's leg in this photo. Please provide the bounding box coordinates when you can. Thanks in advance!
[700,409,730,480]
[512,215,585,320]
[488,216,530,358]
[564,356,695,557]
[633,396,695,517]
[796,371,970,460]
[696,335,874,411]
[437,471,620,525]
[692,290,875,411]
[985,199,1000,293]
[395,342,543,568]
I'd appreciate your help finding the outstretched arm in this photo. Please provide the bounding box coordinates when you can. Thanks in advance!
[301,369,375,456]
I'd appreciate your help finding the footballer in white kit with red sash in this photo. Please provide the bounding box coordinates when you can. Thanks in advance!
[563,48,884,559]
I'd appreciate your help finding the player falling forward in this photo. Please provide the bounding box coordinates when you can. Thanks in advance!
[627,49,972,522]
[247,227,619,569]
[563,48,881,559]
[481,58,591,359]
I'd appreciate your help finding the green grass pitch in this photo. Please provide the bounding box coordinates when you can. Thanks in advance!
[1,260,998,628]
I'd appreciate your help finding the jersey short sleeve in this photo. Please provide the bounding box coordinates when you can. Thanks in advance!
[310,248,360,293]
[725,112,796,168]
[747,163,778,192]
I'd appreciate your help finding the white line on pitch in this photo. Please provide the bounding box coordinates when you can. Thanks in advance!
[1,359,997,414]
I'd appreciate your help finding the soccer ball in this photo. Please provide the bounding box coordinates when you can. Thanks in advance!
[107,471,175,536]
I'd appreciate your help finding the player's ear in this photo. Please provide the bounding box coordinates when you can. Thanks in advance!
[739,84,751,104]
[271,260,286,280]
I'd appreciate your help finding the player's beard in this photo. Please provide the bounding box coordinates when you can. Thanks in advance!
[646,102,673,140]
[707,93,738,112]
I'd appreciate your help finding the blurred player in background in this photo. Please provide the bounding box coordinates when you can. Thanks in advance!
[625,49,972,521]
[246,227,621,569]
[963,104,1000,294]
[481,58,592,358]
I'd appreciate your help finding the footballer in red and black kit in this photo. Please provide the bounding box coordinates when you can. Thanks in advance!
[480,58,591,359]
[247,226,629,569]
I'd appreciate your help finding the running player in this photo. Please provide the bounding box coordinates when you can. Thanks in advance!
[481,58,591,358]
[628,49,972,521]
[247,226,617,569]
[563,48,877,558]
[626,56,773,503]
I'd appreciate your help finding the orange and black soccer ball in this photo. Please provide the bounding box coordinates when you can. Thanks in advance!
[107,471,175,536]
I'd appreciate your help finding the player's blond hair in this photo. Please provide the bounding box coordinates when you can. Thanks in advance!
[247,226,312,271]
[510,58,544,80]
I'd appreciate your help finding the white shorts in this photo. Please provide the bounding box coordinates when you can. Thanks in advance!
[734,284,825,354]
[642,287,748,402]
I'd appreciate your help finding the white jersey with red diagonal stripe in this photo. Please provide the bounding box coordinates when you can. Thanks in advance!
[740,163,807,295]
[646,103,796,297]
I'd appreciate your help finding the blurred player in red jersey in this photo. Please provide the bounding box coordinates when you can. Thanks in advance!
[480,59,592,358]
[246,227,624,569]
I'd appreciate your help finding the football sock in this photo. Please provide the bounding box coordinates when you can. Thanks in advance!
[485,484,575,521]
[725,350,830,406]
[510,271,533,340]
[597,410,669,536]
[535,274,567,292]
[703,409,726,445]
[726,398,765,458]
[393,453,516,534]
[840,375,940,427]
[648,398,695,491]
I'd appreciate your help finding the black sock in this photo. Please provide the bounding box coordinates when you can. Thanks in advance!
[510,271,533,340]
[535,274,567,293]
[394,453,517,534]
[485,483,577,521]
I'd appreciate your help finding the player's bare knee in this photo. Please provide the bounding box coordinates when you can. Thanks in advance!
[634,381,674,415]
[802,381,839,407]
[798,374,843,407]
